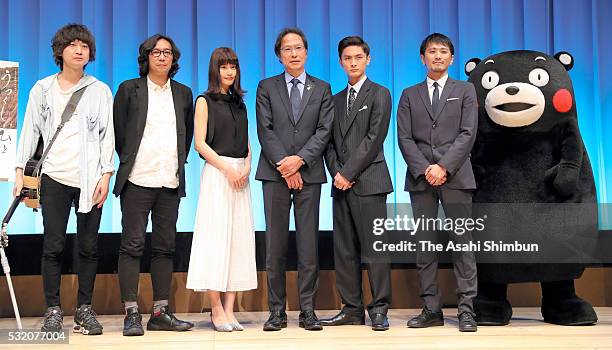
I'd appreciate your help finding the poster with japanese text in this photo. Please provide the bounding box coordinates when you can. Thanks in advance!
[0,61,18,182]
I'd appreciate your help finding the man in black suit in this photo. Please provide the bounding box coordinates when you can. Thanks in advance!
[320,36,393,331]
[397,33,478,332]
[113,34,194,336]
[256,27,334,331]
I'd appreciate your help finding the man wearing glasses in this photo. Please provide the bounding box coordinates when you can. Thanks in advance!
[255,27,334,331]
[113,34,194,336]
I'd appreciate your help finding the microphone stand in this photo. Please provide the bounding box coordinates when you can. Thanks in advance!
[1,195,24,329]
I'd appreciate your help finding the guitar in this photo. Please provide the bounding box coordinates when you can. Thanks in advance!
[20,136,43,209]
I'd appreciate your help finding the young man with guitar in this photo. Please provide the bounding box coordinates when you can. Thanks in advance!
[13,23,114,335]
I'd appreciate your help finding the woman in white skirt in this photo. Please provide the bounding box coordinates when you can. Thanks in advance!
[186,47,257,332]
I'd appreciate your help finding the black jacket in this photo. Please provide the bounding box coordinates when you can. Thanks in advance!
[113,77,194,197]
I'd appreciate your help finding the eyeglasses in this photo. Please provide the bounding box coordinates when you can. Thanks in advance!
[280,45,305,55]
[150,49,174,58]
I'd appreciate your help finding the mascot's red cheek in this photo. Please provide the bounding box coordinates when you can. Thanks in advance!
[553,89,573,113]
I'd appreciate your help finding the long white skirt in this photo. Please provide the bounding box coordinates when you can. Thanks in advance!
[186,157,258,292]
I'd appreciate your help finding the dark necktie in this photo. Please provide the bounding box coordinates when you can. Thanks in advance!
[290,78,302,122]
[432,81,440,116]
[347,87,356,116]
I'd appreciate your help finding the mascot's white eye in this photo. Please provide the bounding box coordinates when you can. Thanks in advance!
[528,68,549,87]
[481,71,500,90]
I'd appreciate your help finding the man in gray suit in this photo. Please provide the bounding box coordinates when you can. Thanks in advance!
[255,27,334,331]
[397,33,478,332]
[321,36,393,331]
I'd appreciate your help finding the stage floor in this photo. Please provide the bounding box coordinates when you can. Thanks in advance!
[0,308,611,349]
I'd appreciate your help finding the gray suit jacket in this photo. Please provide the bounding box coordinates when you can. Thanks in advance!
[397,77,477,191]
[325,78,393,197]
[255,72,334,184]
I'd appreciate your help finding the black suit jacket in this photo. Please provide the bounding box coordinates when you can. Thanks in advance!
[112,77,194,197]
[255,72,334,184]
[397,77,477,191]
[325,78,393,197]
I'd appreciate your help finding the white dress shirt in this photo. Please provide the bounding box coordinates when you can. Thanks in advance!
[128,76,179,188]
[426,74,449,103]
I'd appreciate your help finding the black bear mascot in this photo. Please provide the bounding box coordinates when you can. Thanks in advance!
[464,50,598,326]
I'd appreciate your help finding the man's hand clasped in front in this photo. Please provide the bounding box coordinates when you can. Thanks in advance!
[277,155,305,190]
[333,172,354,191]
[425,164,447,187]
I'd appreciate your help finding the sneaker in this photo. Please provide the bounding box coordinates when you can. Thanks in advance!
[123,307,144,336]
[41,306,64,332]
[73,304,103,335]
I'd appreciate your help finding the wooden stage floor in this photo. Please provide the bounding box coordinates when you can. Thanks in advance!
[0,308,611,349]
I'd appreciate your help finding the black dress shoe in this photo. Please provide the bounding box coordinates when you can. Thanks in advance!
[298,310,323,331]
[123,307,144,336]
[146,306,194,331]
[370,313,389,331]
[407,308,444,328]
[263,311,287,331]
[320,311,365,326]
[458,312,477,332]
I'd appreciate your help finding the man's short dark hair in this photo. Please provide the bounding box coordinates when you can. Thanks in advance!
[274,27,308,58]
[51,24,96,70]
[420,33,454,56]
[337,36,370,58]
[137,34,181,78]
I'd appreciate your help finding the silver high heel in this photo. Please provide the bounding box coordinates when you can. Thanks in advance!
[230,322,244,331]
[210,314,233,332]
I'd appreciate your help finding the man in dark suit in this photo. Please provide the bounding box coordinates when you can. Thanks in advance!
[255,27,334,331]
[113,34,194,336]
[397,33,478,332]
[320,36,393,331]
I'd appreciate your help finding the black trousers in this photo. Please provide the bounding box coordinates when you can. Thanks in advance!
[118,182,179,302]
[262,181,321,312]
[409,186,477,314]
[40,174,102,308]
[332,190,391,316]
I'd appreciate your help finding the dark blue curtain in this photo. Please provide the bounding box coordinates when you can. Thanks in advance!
[1,0,610,233]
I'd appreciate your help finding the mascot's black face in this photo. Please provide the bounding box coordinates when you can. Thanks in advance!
[465,50,574,129]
